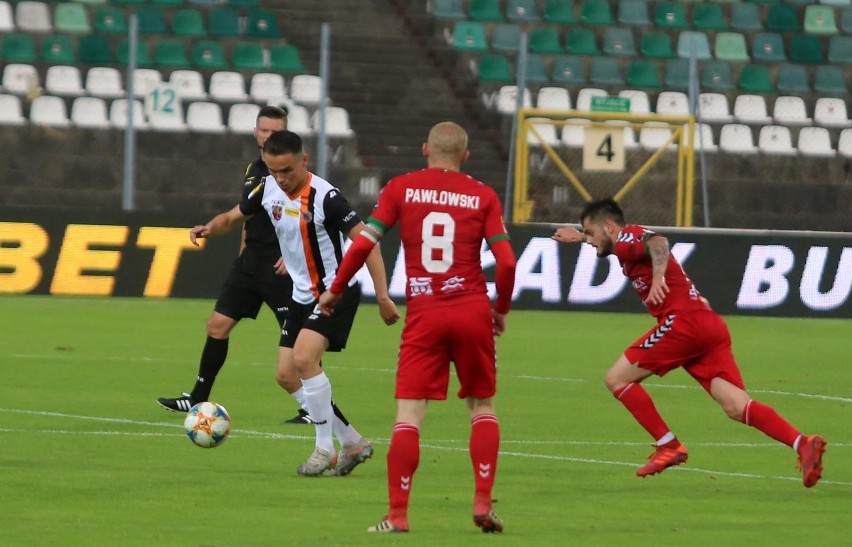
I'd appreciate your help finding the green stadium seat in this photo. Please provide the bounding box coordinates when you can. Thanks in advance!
[565,28,599,55]
[828,35,852,63]
[78,34,112,64]
[431,0,465,19]
[76,0,107,5]
[777,63,811,92]
[627,59,661,88]
[804,5,839,35]
[469,0,503,21]
[112,0,145,6]
[452,21,488,52]
[641,31,675,58]
[227,0,260,7]
[477,53,512,81]
[618,0,651,26]
[529,27,562,54]
[209,8,241,36]
[151,0,183,6]
[590,56,624,85]
[54,2,91,33]
[664,58,690,89]
[731,3,762,32]
[233,41,266,70]
[191,40,227,69]
[655,2,689,29]
[136,7,167,34]
[507,0,541,22]
[543,0,576,24]
[1,32,36,63]
[738,64,775,92]
[551,55,586,84]
[782,0,812,5]
[715,32,749,61]
[491,23,522,51]
[790,34,824,63]
[117,38,150,66]
[41,34,75,63]
[246,10,280,38]
[603,27,637,56]
[752,32,786,62]
[701,59,733,91]
[94,7,127,33]
[172,9,205,37]
[581,0,614,25]
[747,0,779,4]
[677,31,712,60]
[154,39,190,68]
[814,64,847,94]
[767,4,801,32]
[693,3,726,31]
[841,7,852,34]
[525,54,548,82]
[269,43,306,71]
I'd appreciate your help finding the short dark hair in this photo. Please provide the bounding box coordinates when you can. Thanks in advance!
[257,105,287,122]
[580,197,625,226]
[263,130,304,156]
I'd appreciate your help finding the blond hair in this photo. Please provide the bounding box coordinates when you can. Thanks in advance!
[427,121,468,161]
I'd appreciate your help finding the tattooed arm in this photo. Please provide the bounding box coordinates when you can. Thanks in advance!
[644,235,670,306]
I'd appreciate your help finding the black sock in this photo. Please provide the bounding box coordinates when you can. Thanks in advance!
[331,400,350,426]
[190,336,229,402]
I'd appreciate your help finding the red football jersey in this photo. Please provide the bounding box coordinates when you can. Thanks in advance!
[613,224,708,320]
[367,167,509,307]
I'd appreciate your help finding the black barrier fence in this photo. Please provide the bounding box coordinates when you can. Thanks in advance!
[1,209,850,318]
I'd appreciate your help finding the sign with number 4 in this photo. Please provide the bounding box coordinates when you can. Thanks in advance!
[583,126,625,172]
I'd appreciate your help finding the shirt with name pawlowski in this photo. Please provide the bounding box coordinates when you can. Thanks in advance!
[240,172,361,305]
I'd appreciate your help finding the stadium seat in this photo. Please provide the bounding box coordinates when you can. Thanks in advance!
[738,64,775,93]
[814,97,851,127]
[561,118,589,147]
[431,0,465,19]
[209,8,241,36]
[605,119,639,150]
[246,10,280,38]
[169,69,207,100]
[148,103,186,132]
[626,60,661,88]
[15,1,51,33]
[773,96,812,125]
[529,27,562,54]
[841,7,852,34]
[79,35,113,64]
[767,4,801,32]
[790,34,825,63]
[837,128,852,157]
[678,31,712,60]
[54,2,90,33]
[1,63,39,95]
[30,95,70,126]
[692,3,726,31]
[828,35,852,63]
[687,123,717,153]
[452,21,488,52]
[191,40,227,70]
[702,60,734,91]
[152,0,182,6]
[110,98,148,129]
[173,9,205,37]
[117,38,151,66]
[71,96,109,128]
[225,0,258,7]
[641,32,675,58]
[619,89,650,113]
[526,117,559,147]
[496,85,532,114]
[805,5,839,34]
[603,27,637,56]
[136,7,167,34]
[566,28,600,55]
[537,86,571,110]
[0,1,13,33]
[227,102,260,134]
[797,127,835,156]
[731,3,762,32]
[589,56,624,85]
[313,106,354,138]
[233,41,267,70]
[821,0,852,6]
[618,0,651,26]
[551,55,586,85]
[507,0,541,21]
[250,73,286,103]
[699,92,733,122]
[777,63,811,93]
[752,33,786,62]
[491,23,522,51]
[477,54,512,82]
[93,7,127,33]
[469,0,503,21]
[575,87,607,111]
[154,39,190,68]
[757,125,797,155]
[718,124,757,154]
[209,71,248,102]
[664,58,690,89]
[270,44,306,72]
[0,93,26,125]
[41,34,75,64]
[639,121,675,151]
[734,94,772,124]
[814,64,848,94]
[112,0,145,5]
[580,0,614,25]
[131,68,163,97]
[525,54,548,83]
[286,103,313,135]
[543,0,576,24]
[715,32,749,61]
[45,65,84,96]
[186,101,226,133]
[85,67,124,98]
[655,2,688,29]
[656,91,689,116]
[1,33,36,63]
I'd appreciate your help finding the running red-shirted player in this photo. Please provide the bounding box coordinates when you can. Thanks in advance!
[319,121,517,533]
[553,198,826,487]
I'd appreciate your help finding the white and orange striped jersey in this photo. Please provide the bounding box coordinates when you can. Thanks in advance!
[240,172,361,304]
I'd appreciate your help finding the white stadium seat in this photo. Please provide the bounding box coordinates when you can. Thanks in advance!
[227,103,260,134]
[15,0,50,32]
[288,74,322,105]
[0,0,14,32]
[110,98,148,130]
[250,73,287,103]
[719,123,757,154]
[285,103,313,135]
[2,63,39,95]
[773,96,811,126]
[0,93,26,125]
[536,87,570,111]
[29,95,69,126]
[838,128,852,158]
[186,101,226,133]
[561,119,588,148]
[209,71,248,102]
[169,70,207,101]
[131,68,163,97]
[71,96,109,128]
[685,123,717,153]
[797,127,835,157]
[312,105,354,137]
[85,67,124,98]
[45,65,84,96]
[639,121,675,150]
[575,88,606,112]
[619,89,650,114]
[698,92,733,123]
[526,117,559,147]
[656,91,689,116]
[813,97,850,128]
[757,125,796,156]
[734,94,772,125]
[496,85,532,115]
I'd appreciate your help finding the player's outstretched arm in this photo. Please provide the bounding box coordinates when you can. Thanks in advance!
[551,226,585,244]
[190,205,247,246]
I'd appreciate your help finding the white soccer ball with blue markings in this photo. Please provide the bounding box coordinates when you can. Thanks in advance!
[184,402,231,448]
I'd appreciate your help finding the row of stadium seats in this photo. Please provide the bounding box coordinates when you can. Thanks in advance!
[0,92,355,136]
[1,1,280,37]
[492,85,852,126]
[1,63,323,104]
[8,0,263,7]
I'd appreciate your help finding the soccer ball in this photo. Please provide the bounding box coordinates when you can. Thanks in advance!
[184,402,231,448]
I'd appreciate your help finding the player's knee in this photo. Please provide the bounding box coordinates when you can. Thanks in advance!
[719,399,744,421]
[603,371,625,393]
[275,369,299,392]
[206,315,234,338]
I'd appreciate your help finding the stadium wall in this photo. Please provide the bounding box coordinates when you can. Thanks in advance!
[1,209,850,318]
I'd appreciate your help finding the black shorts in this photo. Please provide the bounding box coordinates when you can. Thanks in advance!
[214,256,293,326]
[280,284,361,352]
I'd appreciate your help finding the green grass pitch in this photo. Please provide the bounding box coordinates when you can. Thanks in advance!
[1,295,850,546]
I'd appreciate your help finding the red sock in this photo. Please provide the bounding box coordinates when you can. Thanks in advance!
[386,422,419,524]
[470,413,500,515]
[613,383,673,442]
[741,400,800,448]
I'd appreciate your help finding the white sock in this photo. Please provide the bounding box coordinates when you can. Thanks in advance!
[332,406,362,446]
[655,431,675,446]
[301,372,334,453]
[793,434,802,452]
[291,387,307,411]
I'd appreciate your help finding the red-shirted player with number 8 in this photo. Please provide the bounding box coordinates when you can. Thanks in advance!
[319,122,516,534]
[553,198,826,487]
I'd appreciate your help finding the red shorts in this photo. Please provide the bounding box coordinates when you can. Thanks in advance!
[624,309,745,394]
[396,295,496,400]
